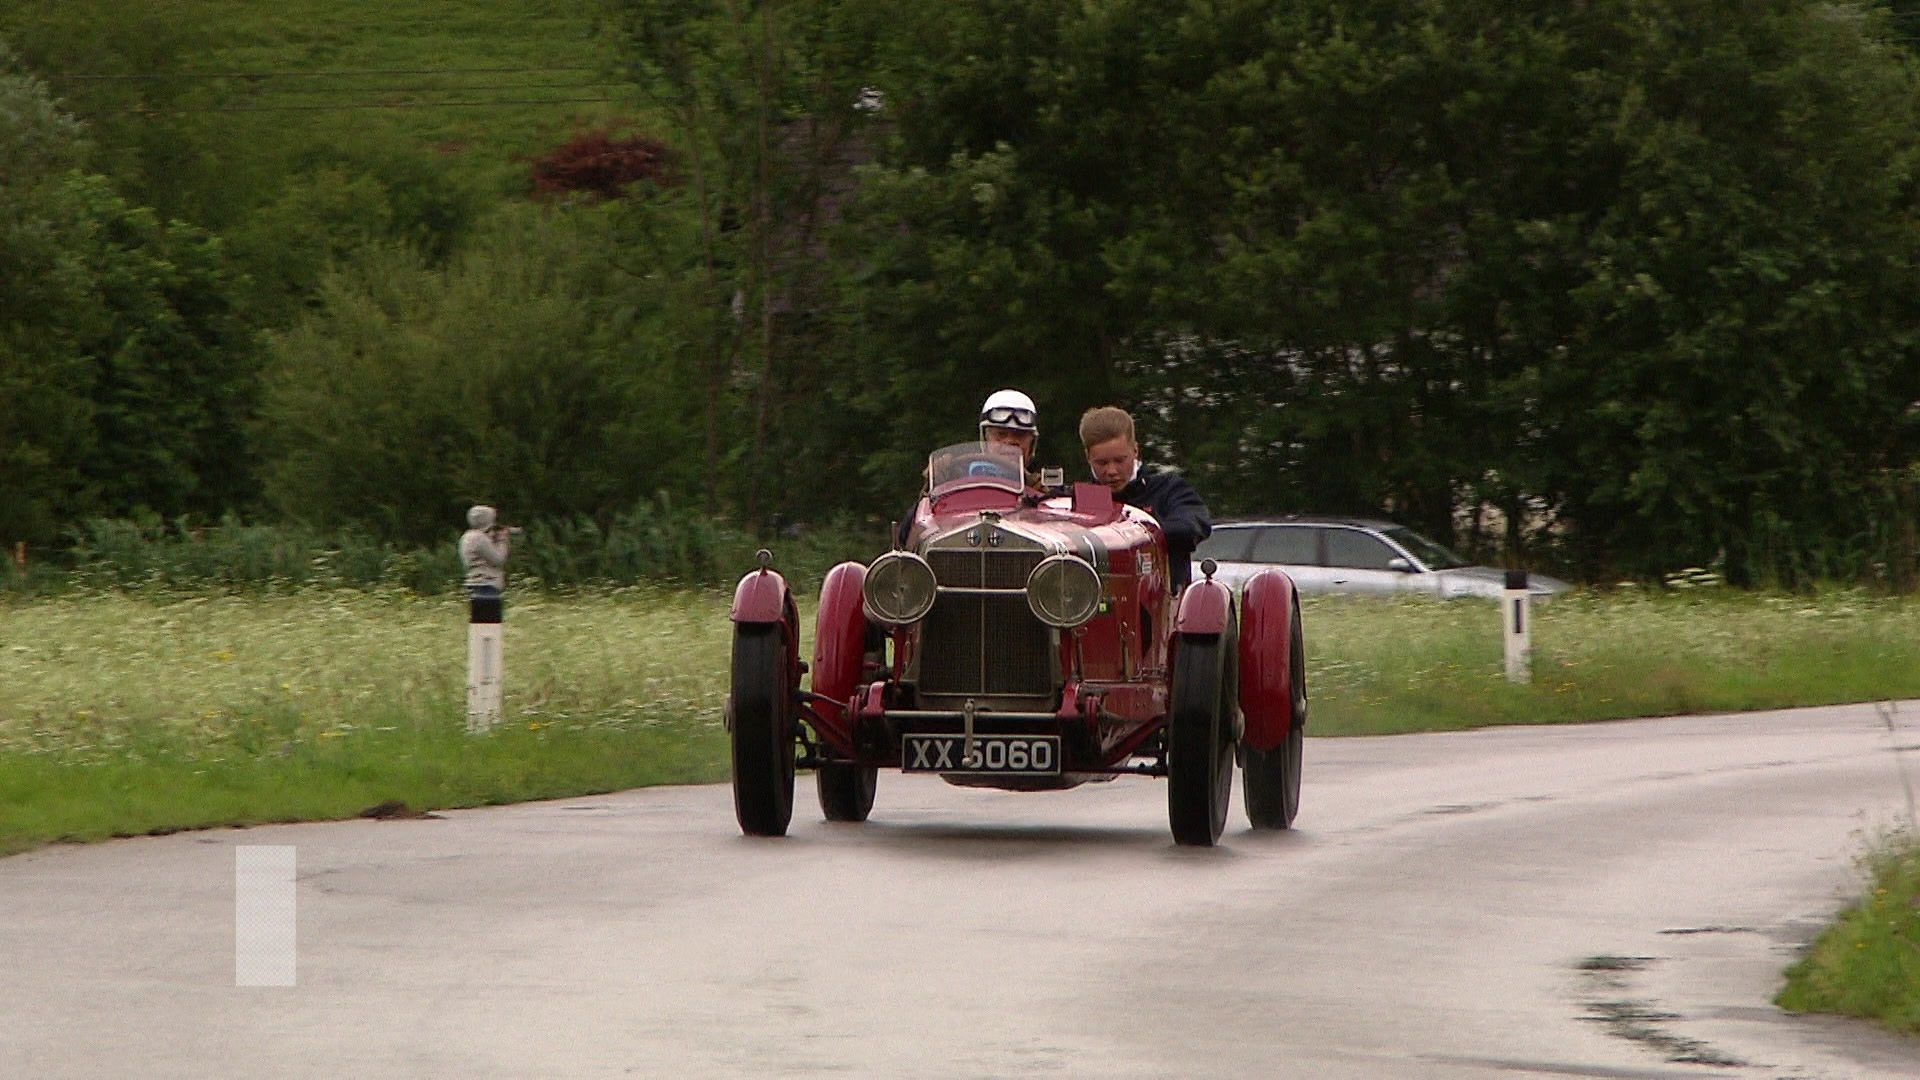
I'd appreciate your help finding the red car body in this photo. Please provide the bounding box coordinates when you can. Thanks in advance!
[727,443,1306,845]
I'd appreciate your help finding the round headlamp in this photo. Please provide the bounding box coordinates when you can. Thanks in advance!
[863,551,937,625]
[1026,554,1102,628]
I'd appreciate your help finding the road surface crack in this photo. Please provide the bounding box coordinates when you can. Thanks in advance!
[1574,955,1749,1068]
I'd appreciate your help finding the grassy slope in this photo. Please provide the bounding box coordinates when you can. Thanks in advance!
[7,0,641,198]
[187,0,637,190]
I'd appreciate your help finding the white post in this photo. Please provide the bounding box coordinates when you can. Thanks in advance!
[1502,569,1531,684]
[467,592,504,732]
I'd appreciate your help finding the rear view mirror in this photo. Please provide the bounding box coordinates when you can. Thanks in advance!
[1387,557,1412,572]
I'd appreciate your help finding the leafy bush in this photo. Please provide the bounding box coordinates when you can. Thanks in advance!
[0,56,257,543]
[256,203,708,545]
[61,516,440,592]
[526,129,674,200]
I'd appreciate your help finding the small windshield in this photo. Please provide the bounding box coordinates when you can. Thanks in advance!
[927,441,1026,496]
[1383,526,1468,570]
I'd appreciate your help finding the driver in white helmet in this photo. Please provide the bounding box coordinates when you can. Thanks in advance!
[976,388,1040,470]
[896,389,1044,544]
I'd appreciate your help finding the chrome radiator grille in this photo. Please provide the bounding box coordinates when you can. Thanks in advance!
[920,545,1053,699]
[926,548,1038,590]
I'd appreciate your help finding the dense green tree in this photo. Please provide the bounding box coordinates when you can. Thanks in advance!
[11,2,1920,589]
[2,54,257,541]
[0,57,96,544]
[0,2,237,227]
[828,0,1920,584]
[612,0,897,521]
[62,174,259,521]
[257,206,701,543]
[2,4,482,329]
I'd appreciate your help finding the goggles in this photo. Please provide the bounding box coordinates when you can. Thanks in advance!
[981,406,1036,428]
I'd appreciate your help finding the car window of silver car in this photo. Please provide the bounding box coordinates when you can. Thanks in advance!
[1381,526,1468,570]
[1250,525,1320,565]
[1193,527,1254,562]
[1326,528,1400,570]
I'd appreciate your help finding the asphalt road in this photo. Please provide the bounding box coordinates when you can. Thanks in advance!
[4,702,1918,1079]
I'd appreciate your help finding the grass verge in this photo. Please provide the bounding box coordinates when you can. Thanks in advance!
[0,586,733,857]
[1303,588,1920,734]
[4,584,1920,856]
[1777,834,1920,1036]
[0,720,723,858]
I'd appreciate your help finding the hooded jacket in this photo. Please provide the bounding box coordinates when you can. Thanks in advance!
[1116,465,1212,590]
[459,505,510,591]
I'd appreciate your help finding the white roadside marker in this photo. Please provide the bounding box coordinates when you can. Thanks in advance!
[467,591,504,733]
[1503,569,1532,684]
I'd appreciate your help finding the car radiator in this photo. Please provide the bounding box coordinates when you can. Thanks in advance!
[920,546,1054,699]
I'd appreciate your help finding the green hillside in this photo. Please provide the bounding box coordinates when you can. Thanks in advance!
[3,0,643,198]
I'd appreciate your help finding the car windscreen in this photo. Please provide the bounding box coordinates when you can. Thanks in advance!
[1382,526,1468,570]
[926,441,1025,497]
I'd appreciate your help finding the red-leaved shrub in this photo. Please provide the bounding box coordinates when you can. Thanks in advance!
[526,130,674,199]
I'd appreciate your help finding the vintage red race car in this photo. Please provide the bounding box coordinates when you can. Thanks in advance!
[725,441,1306,846]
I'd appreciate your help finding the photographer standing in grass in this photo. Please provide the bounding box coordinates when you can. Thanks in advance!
[459,504,516,732]
[459,504,513,599]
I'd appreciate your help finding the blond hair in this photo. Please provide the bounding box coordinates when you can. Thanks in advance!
[1078,405,1135,449]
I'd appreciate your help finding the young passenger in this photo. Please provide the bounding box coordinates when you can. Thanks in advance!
[1079,406,1213,590]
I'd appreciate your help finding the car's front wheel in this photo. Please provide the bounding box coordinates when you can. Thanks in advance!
[816,762,877,822]
[1168,615,1237,847]
[730,623,796,837]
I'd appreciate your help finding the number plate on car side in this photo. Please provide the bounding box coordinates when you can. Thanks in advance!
[901,734,1061,775]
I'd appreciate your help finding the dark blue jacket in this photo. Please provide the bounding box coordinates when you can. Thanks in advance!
[1117,466,1212,590]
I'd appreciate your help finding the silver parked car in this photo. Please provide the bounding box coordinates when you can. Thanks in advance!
[1191,517,1571,599]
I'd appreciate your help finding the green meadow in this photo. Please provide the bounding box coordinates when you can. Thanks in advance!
[6,584,1920,857]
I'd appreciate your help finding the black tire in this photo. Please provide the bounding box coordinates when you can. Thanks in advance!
[816,762,877,822]
[1168,616,1237,847]
[1243,609,1306,829]
[730,623,795,837]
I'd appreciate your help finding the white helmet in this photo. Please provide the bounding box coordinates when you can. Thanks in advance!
[978,388,1038,437]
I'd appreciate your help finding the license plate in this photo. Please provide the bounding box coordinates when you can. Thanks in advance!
[901,734,1061,775]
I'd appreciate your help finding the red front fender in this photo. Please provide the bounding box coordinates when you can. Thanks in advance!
[1238,570,1300,752]
[807,562,868,756]
[730,566,793,626]
[1174,577,1235,636]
